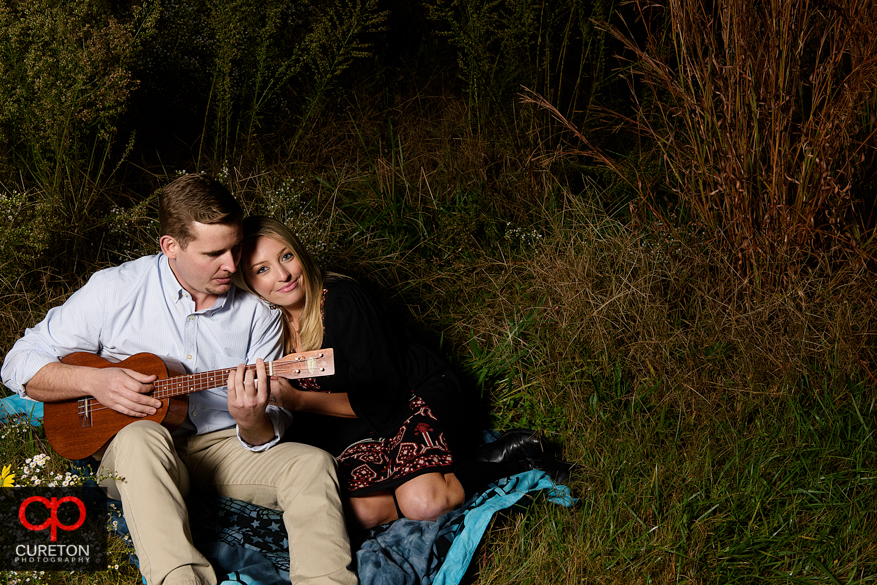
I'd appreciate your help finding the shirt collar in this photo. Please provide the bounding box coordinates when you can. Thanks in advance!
[159,253,231,313]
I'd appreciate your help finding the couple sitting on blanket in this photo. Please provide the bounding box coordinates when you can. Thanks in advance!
[0,174,547,585]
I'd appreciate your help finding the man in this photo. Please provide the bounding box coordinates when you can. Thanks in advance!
[1,174,357,585]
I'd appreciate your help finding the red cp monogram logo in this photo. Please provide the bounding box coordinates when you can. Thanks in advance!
[19,496,87,542]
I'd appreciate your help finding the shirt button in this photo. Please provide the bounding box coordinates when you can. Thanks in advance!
[187,354,193,360]
[191,411,197,418]
[188,315,195,321]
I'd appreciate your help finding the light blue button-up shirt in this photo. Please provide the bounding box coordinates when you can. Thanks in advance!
[1,253,288,449]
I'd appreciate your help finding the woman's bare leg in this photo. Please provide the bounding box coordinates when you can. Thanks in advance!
[393,472,465,522]
[347,472,465,530]
[346,490,398,530]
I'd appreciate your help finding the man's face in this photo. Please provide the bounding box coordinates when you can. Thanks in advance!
[163,221,243,301]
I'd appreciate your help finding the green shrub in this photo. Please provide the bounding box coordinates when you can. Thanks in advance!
[0,0,158,272]
[0,0,157,203]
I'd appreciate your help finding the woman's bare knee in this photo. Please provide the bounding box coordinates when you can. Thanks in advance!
[395,473,463,521]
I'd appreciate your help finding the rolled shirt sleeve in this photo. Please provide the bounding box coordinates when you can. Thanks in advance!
[236,405,292,451]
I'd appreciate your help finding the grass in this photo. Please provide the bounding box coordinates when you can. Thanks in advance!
[296,100,875,581]
[475,379,876,584]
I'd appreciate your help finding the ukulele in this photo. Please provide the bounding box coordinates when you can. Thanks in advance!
[43,349,334,459]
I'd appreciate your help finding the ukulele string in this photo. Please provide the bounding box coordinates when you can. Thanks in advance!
[75,358,326,415]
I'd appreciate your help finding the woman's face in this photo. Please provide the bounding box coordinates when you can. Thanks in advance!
[241,235,306,315]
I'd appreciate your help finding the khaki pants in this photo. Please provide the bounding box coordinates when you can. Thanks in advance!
[98,421,357,585]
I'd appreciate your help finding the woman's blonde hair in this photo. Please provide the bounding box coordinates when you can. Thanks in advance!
[234,216,327,353]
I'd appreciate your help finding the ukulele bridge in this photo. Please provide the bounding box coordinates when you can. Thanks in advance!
[78,398,93,428]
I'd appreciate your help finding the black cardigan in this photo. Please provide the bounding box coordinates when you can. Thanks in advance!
[282,277,473,457]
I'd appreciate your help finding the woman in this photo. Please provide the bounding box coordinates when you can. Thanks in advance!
[230,216,543,531]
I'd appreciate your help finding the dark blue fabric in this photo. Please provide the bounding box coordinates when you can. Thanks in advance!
[358,470,575,585]
[356,510,467,585]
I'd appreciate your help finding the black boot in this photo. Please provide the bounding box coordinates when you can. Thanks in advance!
[472,428,543,465]
[455,460,533,499]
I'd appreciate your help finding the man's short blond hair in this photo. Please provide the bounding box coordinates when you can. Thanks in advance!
[159,174,243,248]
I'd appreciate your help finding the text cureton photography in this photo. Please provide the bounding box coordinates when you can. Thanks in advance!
[14,544,92,564]
[0,486,107,572]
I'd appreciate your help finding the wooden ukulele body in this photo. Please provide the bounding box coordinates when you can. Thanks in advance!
[43,353,189,460]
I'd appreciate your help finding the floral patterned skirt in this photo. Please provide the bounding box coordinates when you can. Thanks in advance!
[336,395,454,496]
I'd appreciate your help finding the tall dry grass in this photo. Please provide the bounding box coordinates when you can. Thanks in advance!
[528,0,877,282]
